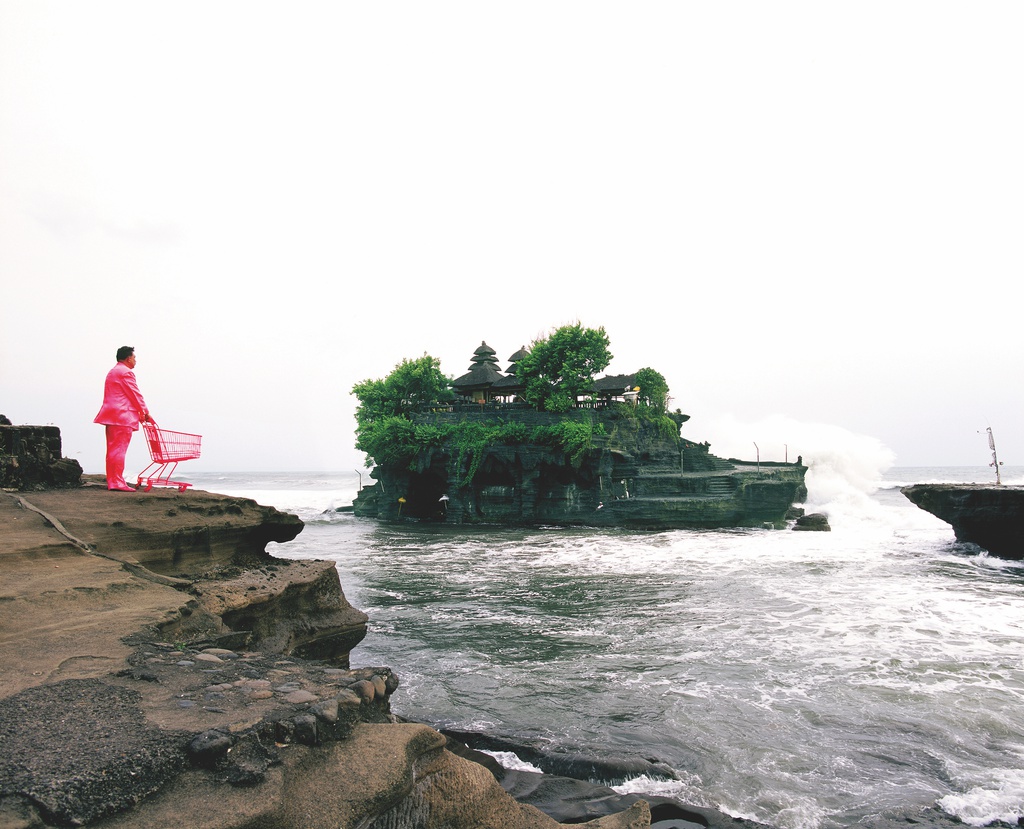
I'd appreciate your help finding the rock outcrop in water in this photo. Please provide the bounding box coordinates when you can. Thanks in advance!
[353,406,807,529]
[901,483,1024,560]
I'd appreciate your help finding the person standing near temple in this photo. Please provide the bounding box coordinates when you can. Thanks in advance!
[94,346,152,491]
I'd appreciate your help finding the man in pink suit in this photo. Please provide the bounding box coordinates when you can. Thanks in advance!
[94,346,153,491]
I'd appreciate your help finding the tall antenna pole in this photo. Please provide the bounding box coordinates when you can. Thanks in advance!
[987,427,1003,485]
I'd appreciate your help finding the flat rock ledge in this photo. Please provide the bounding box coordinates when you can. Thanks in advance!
[0,481,652,829]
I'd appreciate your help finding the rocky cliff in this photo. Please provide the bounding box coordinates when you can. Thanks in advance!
[354,406,807,529]
[901,483,1024,560]
[1,423,664,829]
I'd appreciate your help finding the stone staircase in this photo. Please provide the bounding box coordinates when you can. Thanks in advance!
[706,476,734,495]
[706,454,735,472]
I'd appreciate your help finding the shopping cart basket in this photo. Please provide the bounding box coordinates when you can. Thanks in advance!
[137,421,202,492]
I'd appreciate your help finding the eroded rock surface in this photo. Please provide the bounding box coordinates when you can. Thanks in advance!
[0,471,654,828]
[354,408,807,530]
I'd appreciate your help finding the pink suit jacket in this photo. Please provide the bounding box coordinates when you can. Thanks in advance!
[94,362,148,430]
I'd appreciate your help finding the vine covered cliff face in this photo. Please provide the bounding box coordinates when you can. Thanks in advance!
[353,408,807,530]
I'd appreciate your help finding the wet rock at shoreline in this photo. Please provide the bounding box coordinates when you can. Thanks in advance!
[792,512,831,531]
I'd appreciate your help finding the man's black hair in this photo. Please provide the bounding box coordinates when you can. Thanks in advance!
[116,346,135,362]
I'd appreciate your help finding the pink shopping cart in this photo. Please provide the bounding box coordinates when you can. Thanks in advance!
[137,421,202,492]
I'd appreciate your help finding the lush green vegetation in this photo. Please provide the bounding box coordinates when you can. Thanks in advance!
[605,402,681,443]
[530,420,605,464]
[352,354,454,424]
[355,415,607,483]
[516,323,612,412]
[441,419,604,487]
[353,355,454,465]
[634,367,669,412]
[351,327,670,482]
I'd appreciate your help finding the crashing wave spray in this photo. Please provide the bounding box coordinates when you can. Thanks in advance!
[688,414,897,526]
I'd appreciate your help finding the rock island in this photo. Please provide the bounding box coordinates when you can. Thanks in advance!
[351,329,807,529]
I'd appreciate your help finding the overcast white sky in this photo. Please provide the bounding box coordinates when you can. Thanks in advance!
[2,2,1021,478]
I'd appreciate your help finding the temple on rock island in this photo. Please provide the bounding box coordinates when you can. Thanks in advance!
[351,339,809,530]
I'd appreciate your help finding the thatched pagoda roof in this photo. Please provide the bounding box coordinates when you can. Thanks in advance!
[453,361,504,390]
[470,341,498,365]
[492,346,528,390]
[592,373,638,395]
[453,341,504,391]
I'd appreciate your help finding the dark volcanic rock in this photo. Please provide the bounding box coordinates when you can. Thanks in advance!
[792,512,830,531]
[0,679,188,826]
[354,407,807,530]
[0,422,83,490]
[902,483,1024,559]
[442,731,763,829]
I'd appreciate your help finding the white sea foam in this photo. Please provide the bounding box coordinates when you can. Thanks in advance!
[688,414,900,527]
[938,767,1024,826]
[479,750,544,773]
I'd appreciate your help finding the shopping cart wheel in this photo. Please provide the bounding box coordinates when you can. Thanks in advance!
[178,484,188,492]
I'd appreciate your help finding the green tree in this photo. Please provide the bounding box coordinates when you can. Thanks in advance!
[352,354,454,465]
[516,323,612,412]
[634,367,670,412]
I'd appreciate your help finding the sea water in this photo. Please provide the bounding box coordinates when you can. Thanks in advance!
[186,464,1024,829]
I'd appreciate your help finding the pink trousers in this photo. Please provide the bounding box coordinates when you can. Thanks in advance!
[104,425,134,489]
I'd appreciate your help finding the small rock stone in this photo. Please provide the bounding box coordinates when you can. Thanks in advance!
[236,679,271,690]
[202,648,239,658]
[370,675,387,698]
[310,699,339,724]
[195,653,224,663]
[350,680,375,703]
[292,714,318,746]
[284,690,318,705]
[188,729,234,767]
[336,689,361,708]
[792,512,831,532]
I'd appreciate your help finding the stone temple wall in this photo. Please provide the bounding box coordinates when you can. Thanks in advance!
[0,418,83,490]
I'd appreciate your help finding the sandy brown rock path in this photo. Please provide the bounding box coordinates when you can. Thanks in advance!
[0,489,185,699]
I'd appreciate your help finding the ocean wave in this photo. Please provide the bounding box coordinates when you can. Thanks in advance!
[938,766,1024,826]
